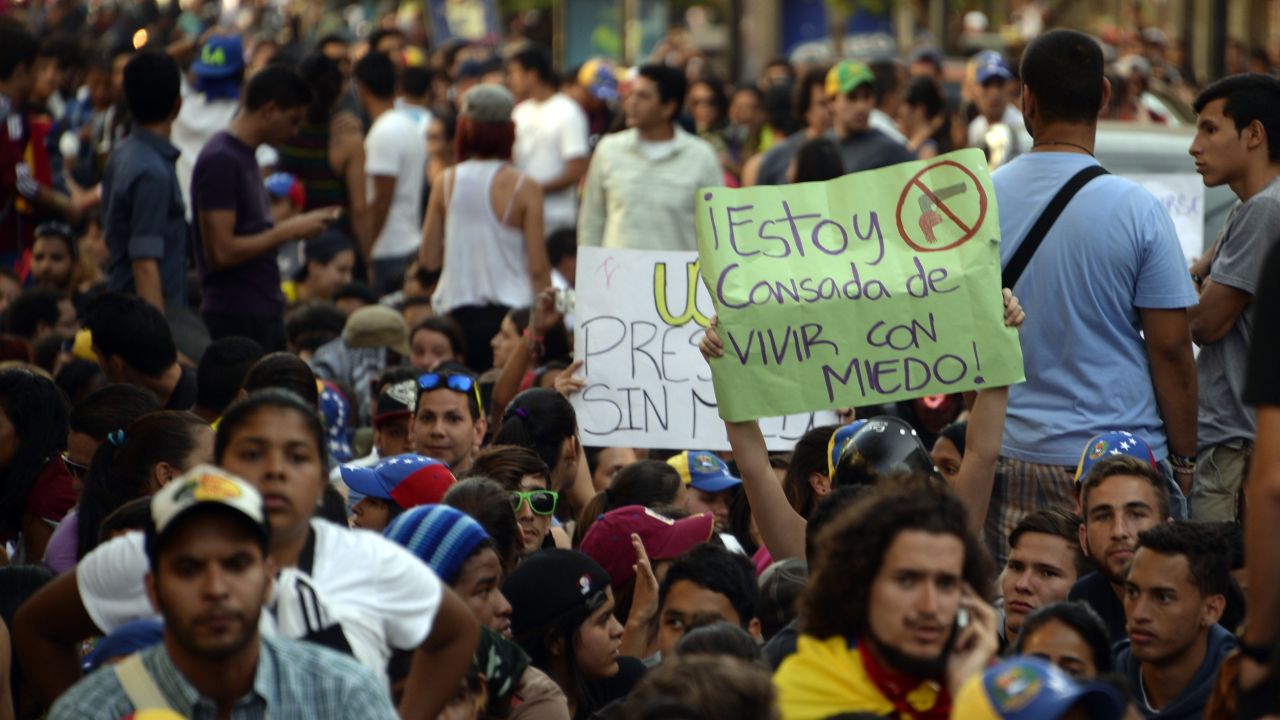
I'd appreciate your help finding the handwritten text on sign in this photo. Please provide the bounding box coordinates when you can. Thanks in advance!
[571,247,837,451]
[695,148,1025,423]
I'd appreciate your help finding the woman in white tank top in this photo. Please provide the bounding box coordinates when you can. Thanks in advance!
[420,84,552,372]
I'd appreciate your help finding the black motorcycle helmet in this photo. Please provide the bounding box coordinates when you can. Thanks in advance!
[832,416,939,487]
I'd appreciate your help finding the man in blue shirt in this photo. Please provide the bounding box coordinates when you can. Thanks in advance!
[987,29,1198,568]
[101,50,187,314]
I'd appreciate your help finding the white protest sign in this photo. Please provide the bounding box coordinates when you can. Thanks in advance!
[572,246,837,451]
[1126,174,1206,263]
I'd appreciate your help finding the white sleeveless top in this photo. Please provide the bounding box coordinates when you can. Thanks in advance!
[431,159,535,314]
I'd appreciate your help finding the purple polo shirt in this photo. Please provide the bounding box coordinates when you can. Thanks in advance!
[190,131,283,316]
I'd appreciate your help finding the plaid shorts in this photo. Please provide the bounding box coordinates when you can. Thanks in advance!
[982,457,1079,571]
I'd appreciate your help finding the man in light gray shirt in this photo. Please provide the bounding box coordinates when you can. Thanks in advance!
[578,64,722,251]
[1187,73,1280,521]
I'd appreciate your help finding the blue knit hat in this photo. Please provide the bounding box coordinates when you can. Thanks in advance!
[383,504,491,584]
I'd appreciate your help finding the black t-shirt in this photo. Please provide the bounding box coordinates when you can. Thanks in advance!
[1067,571,1127,646]
[577,656,646,720]
[1245,241,1280,406]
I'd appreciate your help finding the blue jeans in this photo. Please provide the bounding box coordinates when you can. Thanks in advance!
[1157,458,1190,520]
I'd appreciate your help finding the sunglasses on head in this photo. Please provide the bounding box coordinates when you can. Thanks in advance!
[418,372,484,416]
[510,489,558,516]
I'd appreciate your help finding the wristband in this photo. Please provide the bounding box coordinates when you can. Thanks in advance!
[1168,453,1197,472]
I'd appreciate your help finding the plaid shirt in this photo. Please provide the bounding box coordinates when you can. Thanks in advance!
[48,633,399,720]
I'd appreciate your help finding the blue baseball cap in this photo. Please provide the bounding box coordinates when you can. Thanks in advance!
[953,656,1125,720]
[974,50,1014,84]
[667,451,742,493]
[1074,430,1159,485]
[81,619,164,672]
[193,35,245,79]
[340,453,456,509]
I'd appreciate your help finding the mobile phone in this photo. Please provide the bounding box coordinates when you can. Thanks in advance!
[955,607,970,631]
[555,289,576,315]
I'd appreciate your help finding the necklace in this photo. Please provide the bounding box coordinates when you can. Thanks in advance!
[1032,140,1095,156]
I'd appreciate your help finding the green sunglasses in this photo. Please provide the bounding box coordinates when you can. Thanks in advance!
[510,489,559,516]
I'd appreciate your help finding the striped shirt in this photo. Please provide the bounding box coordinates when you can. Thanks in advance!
[48,633,399,720]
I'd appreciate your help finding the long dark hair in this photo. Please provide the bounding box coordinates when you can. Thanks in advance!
[493,388,579,483]
[573,460,683,547]
[781,425,836,519]
[0,370,68,540]
[76,411,210,559]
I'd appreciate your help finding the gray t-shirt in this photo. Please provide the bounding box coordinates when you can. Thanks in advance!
[1197,176,1280,449]
[831,128,915,175]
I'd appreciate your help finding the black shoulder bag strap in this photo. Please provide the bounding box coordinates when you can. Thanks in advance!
[1001,164,1110,289]
[293,525,356,658]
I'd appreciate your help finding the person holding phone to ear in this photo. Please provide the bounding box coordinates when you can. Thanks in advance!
[192,64,341,352]
[773,485,1000,720]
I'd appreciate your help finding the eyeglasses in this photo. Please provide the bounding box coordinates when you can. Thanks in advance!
[418,372,484,416]
[510,489,558,516]
[61,452,89,480]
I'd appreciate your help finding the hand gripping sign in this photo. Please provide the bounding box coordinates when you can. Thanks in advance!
[694,148,1025,423]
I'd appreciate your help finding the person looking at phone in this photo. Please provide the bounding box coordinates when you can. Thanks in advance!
[192,64,341,352]
[773,484,999,720]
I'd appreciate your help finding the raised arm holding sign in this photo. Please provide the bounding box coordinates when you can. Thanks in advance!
[696,149,1027,559]
[695,148,1024,422]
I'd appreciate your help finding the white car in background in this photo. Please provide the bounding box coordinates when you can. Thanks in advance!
[1094,120,1235,258]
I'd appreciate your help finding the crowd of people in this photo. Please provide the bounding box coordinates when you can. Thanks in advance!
[0,2,1278,719]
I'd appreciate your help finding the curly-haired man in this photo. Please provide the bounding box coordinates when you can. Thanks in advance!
[773,484,998,720]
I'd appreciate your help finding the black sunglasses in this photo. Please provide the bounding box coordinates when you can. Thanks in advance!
[418,372,483,416]
[510,489,558,516]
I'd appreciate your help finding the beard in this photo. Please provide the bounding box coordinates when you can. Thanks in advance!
[866,624,957,679]
[172,609,260,660]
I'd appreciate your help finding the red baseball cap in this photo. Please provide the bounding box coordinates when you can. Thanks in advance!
[580,505,715,586]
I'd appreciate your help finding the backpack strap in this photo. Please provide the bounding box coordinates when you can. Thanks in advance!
[113,653,173,712]
[1001,164,1110,289]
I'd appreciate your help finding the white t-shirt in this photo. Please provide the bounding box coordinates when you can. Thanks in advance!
[365,109,428,259]
[512,94,589,234]
[395,99,433,139]
[76,519,442,681]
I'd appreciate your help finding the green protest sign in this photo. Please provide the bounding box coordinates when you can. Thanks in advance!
[695,148,1025,423]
